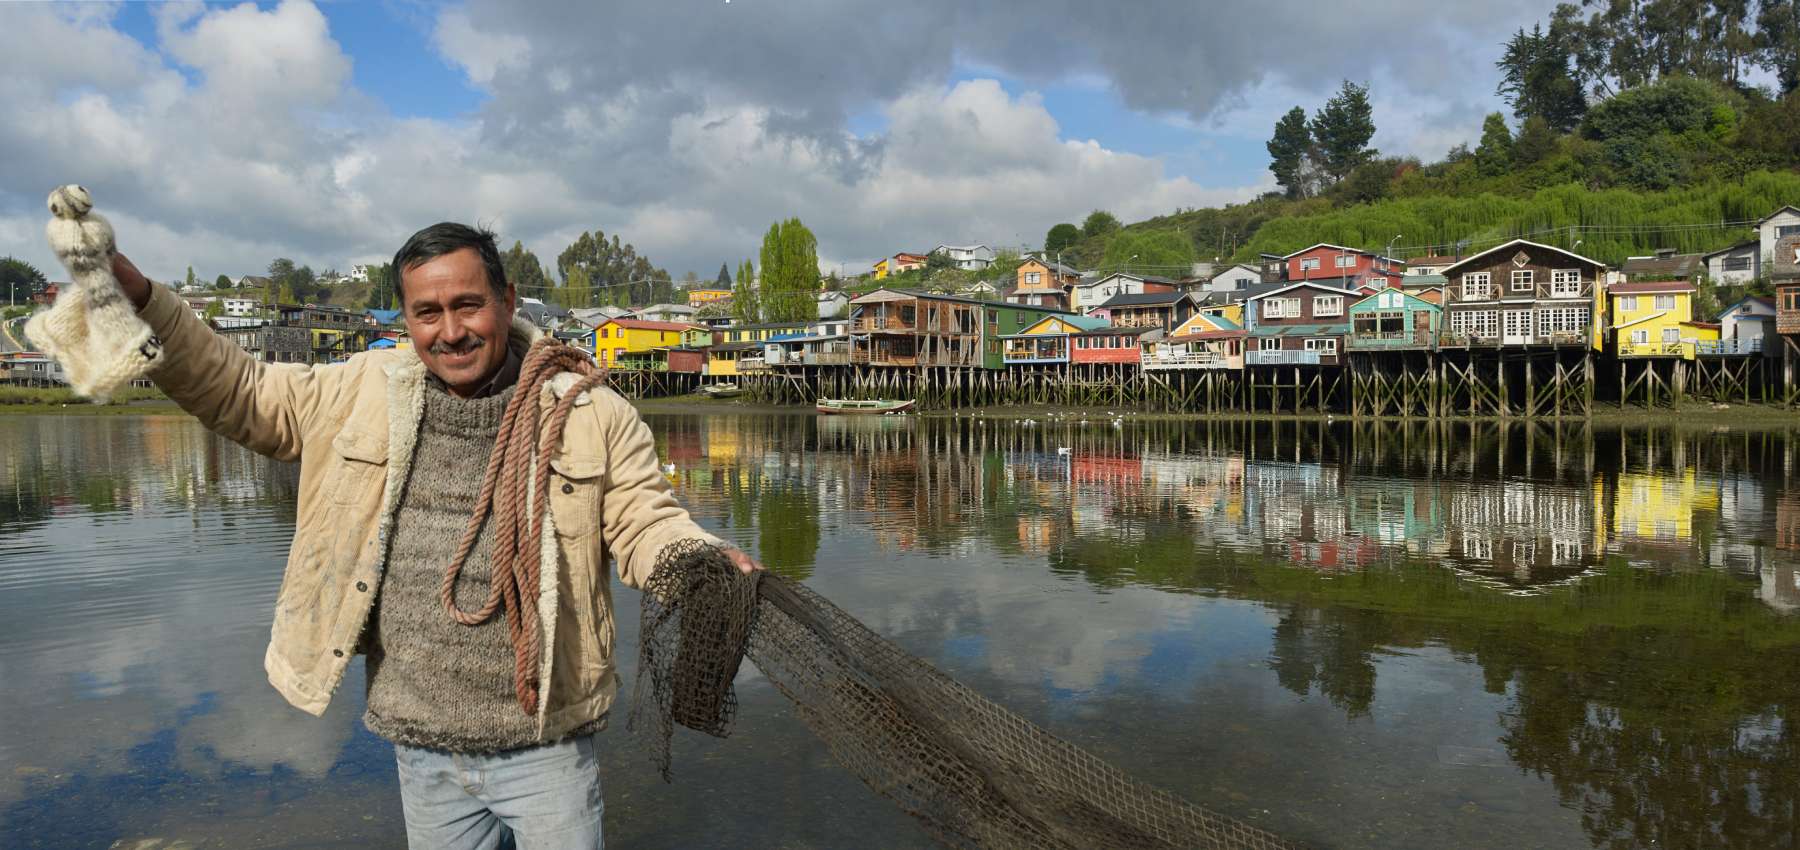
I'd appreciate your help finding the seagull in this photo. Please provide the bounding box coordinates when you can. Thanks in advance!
[661,463,676,475]
[1056,447,1072,456]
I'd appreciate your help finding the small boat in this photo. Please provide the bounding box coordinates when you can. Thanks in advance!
[815,398,916,415]
[700,383,742,399]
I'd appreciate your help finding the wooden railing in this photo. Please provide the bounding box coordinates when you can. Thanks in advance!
[1141,351,1229,369]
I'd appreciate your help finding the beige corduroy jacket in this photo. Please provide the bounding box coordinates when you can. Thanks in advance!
[138,283,723,738]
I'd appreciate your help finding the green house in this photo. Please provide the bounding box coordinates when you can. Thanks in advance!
[1348,288,1442,350]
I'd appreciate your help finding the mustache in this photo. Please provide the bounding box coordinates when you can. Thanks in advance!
[430,337,485,356]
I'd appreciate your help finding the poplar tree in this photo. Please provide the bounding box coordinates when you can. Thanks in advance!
[733,259,759,323]
[758,218,820,323]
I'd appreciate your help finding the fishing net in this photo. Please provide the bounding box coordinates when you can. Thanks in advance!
[629,540,1302,850]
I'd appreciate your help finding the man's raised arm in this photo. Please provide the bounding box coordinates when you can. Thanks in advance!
[116,253,332,461]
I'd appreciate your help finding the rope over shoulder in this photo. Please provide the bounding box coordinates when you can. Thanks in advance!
[439,336,608,717]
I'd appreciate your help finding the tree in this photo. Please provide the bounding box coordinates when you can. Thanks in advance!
[215,274,232,290]
[1082,210,1121,239]
[1496,24,1588,132]
[363,263,396,310]
[500,240,551,297]
[1267,106,1315,197]
[1514,114,1560,165]
[203,299,223,320]
[1475,112,1515,177]
[758,218,820,323]
[1310,81,1378,182]
[925,249,956,275]
[556,229,668,308]
[1759,0,1800,94]
[733,259,759,323]
[184,265,198,291]
[1044,223,1081,253]
[716,262,732,288]
[0,256,47,304]
[1100,230,1196,273]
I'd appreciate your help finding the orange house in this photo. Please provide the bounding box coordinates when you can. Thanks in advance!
[1008,259,1080,310]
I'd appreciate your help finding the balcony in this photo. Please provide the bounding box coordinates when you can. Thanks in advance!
[1695,338,1764,356]
[1617,341,1688,358]
[1347,331,1433,351]
[737,356,771,372]
[1141,351,1230,369]
[1245,349,1322,366]
[851,317,916,333]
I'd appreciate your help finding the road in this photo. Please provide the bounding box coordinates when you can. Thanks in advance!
[1,315,27,353]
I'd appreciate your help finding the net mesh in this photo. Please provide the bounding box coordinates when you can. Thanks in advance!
[630,541,1301,850]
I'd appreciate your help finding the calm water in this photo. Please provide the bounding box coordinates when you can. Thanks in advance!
[3,412,1798,849]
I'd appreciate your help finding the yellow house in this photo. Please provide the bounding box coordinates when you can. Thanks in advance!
[706,341,760,376]
[686,288,732,307]
[1607,281,1719,359]
[715,322,808,344]
[872,258,889,279]
[588,318,699,366]
[1196,301,1244,325]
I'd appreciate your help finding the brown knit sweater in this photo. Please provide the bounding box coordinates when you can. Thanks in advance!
[362,381,600,752]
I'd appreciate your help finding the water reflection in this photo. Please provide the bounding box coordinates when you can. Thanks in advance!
[3,413,1798,849]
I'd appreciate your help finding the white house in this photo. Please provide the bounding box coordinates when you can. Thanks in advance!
[1703,240,1760,286]
[1718,295,1777,356]
[931,244,996,271]
[348,264,371,283]
[1204,263,1263,295]
[637,303,699,323]
[816,290,850,319]
[222,298,259,317]
[1070,273,1177,314]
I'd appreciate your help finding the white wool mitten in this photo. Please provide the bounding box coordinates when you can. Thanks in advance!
[26,185,161,402]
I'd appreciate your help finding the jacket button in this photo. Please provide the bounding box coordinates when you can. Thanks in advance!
[333,649,344,658]
[356,581,368,592]
[561,482,574,494]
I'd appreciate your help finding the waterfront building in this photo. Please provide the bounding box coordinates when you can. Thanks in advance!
[585,318,704,367]
[1244,282,1352,366]
[1281,243,1405,288]
[1347,288,1442,351]
[1606,280,1719,359]
[847,288,1074,368]
[1089,290,1202,332]
[1438,239,1604,348]
[1143,312,1244,370]
[1069,273,1174,314]
[1072,326,1154,364]
[1716,295,1776,357]
[1002,314,1110,364]
[1006,259,1080,310]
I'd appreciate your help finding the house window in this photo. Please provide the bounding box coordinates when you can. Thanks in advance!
[1259,337,1281,352]
[1460,272,1492,300]
[1368,277,1388,290]
[1313,295,1343,317]
[1620,296,1638,311]
[1511,269,1534,292]
[1025,272,1041,284]
[1303,337,1338,354]
[1335,255,1355,268]
[1631,329,1649,345]
[1662,327,1680,343]
[1450,309,1499,339]
[1654,294,1675,310]
[1724,256,1751,272]
[1537,307,1589,338]
[1779,224,1800,238]
[1300,258,1321,271]
[1550,269,1581,297]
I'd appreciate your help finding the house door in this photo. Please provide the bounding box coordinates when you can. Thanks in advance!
[1503,309,1532,345]
[1412,310,1432,345]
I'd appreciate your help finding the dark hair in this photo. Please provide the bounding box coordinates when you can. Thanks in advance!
[391,222,509,302]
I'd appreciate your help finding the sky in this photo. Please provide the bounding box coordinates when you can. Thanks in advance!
[0,0,1556,290]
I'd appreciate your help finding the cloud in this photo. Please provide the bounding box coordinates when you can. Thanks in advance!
[0,0,1550,283]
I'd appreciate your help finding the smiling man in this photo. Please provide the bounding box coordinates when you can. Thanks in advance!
[116,221,759,850]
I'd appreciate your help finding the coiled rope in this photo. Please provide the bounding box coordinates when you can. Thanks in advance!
[440,337,609,716]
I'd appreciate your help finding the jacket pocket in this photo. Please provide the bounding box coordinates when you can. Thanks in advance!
[327,430,388,506]
[548,454,603,539]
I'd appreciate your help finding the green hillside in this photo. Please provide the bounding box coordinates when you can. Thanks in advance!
[1054,75,1800,274]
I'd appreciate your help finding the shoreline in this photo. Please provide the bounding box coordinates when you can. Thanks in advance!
[5,392,1792,427]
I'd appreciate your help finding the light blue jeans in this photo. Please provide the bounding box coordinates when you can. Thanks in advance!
[394,733,604,850]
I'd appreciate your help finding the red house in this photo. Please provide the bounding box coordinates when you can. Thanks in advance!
[1071,326,1155,364]
[666,347,707,374]
[1282,244,1405,289]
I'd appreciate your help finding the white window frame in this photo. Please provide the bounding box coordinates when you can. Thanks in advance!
[1334,255,1355,268]
[1511,269,1535,293]
[1662,327,1680,343]
[1620,295,1638,311]
[1550,269,1581,297]
[1460,272,1492,301]
[1303,337,1338,354]
[1367,277,1388,290]
[1631,329,1649,345]
[1259,337,1281,352]
[1723,256,1751,272]
[1025,272,1041,284]
[1300,257,1321,271]
[1654,294,1675,310]
[1262,297,1299,319]
[1313,295,1344,317]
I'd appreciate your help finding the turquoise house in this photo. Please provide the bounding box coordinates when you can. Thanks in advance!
[1348,289,1441,350]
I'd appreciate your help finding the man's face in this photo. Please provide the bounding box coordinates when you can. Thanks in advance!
[401,248,516,397]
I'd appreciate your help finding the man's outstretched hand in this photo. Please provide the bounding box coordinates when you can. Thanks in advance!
[112,252,152,312]
[723,546,764,575]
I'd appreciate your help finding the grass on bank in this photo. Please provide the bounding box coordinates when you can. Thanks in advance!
[0,386,176,409]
